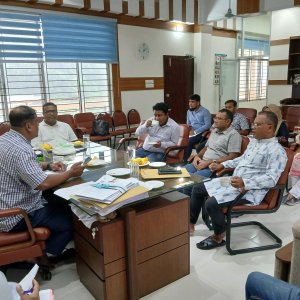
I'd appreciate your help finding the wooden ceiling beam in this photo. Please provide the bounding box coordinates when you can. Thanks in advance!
[237,0,259,15]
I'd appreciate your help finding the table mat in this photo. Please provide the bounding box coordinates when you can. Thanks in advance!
[141,167,190,179]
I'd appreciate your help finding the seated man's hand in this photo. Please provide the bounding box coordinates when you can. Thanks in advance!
[51,162,66,172]
[146,120,152,128]
[16,279,40,300]
[69,161,85,177]
[192,156,201,168]
[209,162,223,171]
[196,160,210,170]
[230,176,245,192]
[153,141,161,148]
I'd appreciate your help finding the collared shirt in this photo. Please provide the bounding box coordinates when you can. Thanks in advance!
[187,106,211,135]
[204,137,287,205]
[0,130,47,231]
[232,112,250,131]
[31,120,77,147]
[135,117,180,153]
[203,126,242,161]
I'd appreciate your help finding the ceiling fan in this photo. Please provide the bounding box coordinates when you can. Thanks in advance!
[225,0,235,18]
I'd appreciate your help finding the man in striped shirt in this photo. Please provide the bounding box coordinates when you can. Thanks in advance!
[0,106,85,257]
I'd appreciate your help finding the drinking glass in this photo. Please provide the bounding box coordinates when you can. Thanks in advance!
[83,133,90,148]
[127,145,136,160]
[129,162,139,180]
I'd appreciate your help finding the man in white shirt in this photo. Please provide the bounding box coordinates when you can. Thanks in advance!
[32,102,77,147]
[190,111,287,249]
[135,102,180,162]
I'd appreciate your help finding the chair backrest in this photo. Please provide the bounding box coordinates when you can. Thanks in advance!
[241,135,250,154]
[112,110,128,128]
[236,108,257,125]
[285,106,300,132]
[57,114,76,132]
[263,148,294,209]
[74,112,95,130]
[127,109,141,127]
[0,122,11,136]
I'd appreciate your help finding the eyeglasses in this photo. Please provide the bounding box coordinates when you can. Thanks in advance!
[213,117,227,121]
[252,122,271,128]
[44,110,57,114]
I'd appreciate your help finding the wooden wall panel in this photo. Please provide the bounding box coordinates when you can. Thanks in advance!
[269,60,288,66]
[119,77,164,91]
[270,39,290,46]
[295,0,300,6]
[237,0,259,15]
[268,80,288,85]
[112,64,122,111]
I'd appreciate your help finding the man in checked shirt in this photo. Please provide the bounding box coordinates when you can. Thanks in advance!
[0,105,85,261]
[190,111,288,250]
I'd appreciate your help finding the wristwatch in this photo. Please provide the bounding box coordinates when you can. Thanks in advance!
[46,163,52,170]
[213,160,217,164]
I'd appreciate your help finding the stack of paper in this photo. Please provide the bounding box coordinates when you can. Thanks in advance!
[56,175,138,204]
[55,176,150,216]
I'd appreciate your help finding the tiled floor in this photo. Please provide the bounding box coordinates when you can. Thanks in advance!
[6,202,300,300]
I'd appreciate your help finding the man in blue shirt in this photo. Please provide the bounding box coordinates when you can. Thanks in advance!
[184,94,211,161]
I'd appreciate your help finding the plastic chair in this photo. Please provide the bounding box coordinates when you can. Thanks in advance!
[112,110,134,135]
[127,109,141,133]
[57,114,76,134]
[224,148,294,255]
[0,208,52,280]
[74,112,111,145]
[97,112,124,148]
[116,124,190,164]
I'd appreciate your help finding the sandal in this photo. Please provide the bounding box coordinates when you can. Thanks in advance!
[196,236,225,250]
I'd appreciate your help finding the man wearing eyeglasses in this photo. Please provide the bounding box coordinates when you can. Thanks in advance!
[185,108,242,178]
[32,102,77,147]
[190,111,288,248]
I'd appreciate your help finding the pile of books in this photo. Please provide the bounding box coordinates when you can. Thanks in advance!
[54,175,150,216]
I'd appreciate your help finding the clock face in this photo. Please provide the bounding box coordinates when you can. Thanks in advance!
[138,43,150,60]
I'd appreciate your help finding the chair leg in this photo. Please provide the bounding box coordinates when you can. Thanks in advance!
[226,220,282,255]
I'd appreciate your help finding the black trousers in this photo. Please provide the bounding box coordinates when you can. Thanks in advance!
[190,182,249,235]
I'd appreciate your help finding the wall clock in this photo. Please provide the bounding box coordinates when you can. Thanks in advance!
[138,42,150,60]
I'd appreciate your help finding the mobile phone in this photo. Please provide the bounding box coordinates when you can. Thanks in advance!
[83,157,92,165]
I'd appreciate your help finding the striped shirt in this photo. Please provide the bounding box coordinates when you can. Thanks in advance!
[204,137,287,205]
[0,130,47,231]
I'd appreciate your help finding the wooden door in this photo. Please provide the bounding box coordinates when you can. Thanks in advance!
[163,55,194,124]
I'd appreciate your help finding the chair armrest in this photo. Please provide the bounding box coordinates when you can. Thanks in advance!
[0,208,36,252]
[116,137,138,151]
[164,145,187,156]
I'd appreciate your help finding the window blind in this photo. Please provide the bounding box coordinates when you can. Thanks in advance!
[0,11,43,61]
[42,14,117,63]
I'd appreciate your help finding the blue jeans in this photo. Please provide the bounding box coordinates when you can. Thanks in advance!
[135,148,165,162]
[185,163,213,178]
[11,197,73,256]
[246,272,300,300]
[184,134,204,161]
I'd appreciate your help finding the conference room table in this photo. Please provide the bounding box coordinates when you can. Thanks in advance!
[53,142,203,300]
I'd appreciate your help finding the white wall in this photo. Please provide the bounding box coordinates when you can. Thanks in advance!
[244,14,271,36]
[118,24,194,119]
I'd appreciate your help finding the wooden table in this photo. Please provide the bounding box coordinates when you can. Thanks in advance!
[60,147,201,300]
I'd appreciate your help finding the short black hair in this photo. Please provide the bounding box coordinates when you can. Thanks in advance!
[9,105,36,127]
[43,102,57,111]
[153,102,170,114]
[189,94,201,102]
[219,108,233,123]
[225,99,237,107]
[258,111,278,130]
